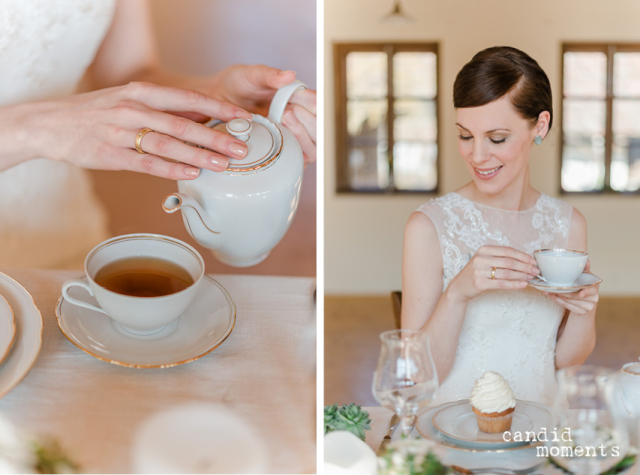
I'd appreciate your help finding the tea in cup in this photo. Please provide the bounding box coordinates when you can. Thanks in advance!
[533,249,588,287]
[62,234,204,336]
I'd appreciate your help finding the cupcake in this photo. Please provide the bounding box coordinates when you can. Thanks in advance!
[470,371,516,433]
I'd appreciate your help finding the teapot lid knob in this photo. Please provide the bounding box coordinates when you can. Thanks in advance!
[226,118,252,142]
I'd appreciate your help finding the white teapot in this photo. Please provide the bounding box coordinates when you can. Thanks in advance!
[616,360,640,416]
[163,80,306,267]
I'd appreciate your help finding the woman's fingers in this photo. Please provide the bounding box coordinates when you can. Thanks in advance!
[244,65,297,90]
[115,149,202,180]
[117,108,248,162]
[289,89,317,115]
[131,130,229,171]
[282,108,316,163]
[491,268,536,281]
[547,294,594,315]
[478,245,538,266]
[476,255,538,275]
[120,82,253,122]
[286,103,316,142]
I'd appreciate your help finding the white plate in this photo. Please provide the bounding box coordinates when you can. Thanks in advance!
[528,272,602,294]
[0,272,43,398]
[432,399,553,449]
[0,294,16,366]
[132,403,268,473]
[56,276,236,368]
[416,403,544,471]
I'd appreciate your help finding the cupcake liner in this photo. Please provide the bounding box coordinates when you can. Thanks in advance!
[472,406,514,433]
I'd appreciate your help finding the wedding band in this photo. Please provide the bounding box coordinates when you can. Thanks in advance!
[135,128,154,154]
[491,267,497,280]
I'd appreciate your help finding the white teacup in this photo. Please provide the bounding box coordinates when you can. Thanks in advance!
[62,234,204,336]
[533,248,588,286]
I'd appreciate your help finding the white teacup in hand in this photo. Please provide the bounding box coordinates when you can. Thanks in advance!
[533,248,588,287]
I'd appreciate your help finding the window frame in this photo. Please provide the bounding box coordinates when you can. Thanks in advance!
[560,42,640,195]
[333,42,440,194]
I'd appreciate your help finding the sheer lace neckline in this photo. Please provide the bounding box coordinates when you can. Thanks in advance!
[452,191,542,213]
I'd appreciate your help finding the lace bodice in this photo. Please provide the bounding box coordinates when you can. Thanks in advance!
[417,192,573,406]
[0,0,115,268]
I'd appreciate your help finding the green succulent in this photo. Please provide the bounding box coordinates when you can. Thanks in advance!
[324,403,371,441]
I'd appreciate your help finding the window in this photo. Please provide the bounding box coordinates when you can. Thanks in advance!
[561,43,640,193]
[334,43,439,193]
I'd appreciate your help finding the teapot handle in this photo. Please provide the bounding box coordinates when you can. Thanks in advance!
[268,80,307,124]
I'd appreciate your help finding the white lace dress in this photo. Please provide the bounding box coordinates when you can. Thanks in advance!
[417,192,573,406]
[0,0,114,268]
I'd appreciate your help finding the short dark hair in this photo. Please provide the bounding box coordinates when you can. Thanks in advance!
[453,46,553,131]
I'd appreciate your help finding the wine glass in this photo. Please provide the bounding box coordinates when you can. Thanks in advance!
[372,329,439,437]
[547,365,629,475]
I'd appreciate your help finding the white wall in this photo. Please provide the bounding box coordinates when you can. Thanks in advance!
[325,0,640,295]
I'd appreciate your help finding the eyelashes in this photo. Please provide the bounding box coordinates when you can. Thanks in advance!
[458,135,507,145]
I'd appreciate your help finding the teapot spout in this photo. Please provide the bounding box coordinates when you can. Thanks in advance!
[162,193,223,249]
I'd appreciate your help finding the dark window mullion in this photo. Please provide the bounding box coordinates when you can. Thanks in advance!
[386,45,395,192]
[604,45,615,190]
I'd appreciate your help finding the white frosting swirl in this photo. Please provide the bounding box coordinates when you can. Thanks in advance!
[470,371,516,414]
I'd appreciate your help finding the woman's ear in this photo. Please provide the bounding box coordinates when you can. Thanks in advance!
[536,111,551,139]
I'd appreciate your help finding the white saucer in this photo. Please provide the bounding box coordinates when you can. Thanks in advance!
[528,272,602,294]
[416,403,544,471]
[56,276,236,368]
[432,399,552,449]
[0,294,16,366]
[0,272,43,398]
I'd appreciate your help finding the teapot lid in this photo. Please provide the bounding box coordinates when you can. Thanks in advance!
[207,115,283,175]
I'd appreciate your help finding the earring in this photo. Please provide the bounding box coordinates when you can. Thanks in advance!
[534,135,542,145]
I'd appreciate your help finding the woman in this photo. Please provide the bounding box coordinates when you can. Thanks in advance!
[401,46,598,406]
[0,0,316,268]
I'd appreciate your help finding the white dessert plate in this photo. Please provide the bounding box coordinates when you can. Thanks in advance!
[0,272,43,399]
[528,272,602,294]
[132,403,268,474]
[0,294,16,367]
[416,403,544,471]
[431,399,553,450]
[56,276,236,368]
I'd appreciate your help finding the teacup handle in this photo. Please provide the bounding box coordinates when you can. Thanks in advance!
[268,79,307,124]
[62,279,108,315]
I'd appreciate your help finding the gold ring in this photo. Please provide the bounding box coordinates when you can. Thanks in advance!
[135,128,154,154]
[491,267,497,280]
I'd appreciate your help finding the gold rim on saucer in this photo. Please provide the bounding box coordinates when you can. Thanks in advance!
[55,275,236,369]
[528,272,602,291]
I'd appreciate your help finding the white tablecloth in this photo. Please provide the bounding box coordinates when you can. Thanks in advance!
[0,269,316,474]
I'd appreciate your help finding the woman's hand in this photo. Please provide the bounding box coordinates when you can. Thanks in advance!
[3,82,254,179]
[205,65,316,163]
[545,260,599,315]
[447,245,539,302]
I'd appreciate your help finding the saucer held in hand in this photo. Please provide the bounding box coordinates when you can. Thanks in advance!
[528,272,602,294]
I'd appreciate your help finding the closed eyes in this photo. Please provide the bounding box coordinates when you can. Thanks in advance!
[458,135,507,145]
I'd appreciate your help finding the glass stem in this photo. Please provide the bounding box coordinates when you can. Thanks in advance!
[398,413,416,438]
